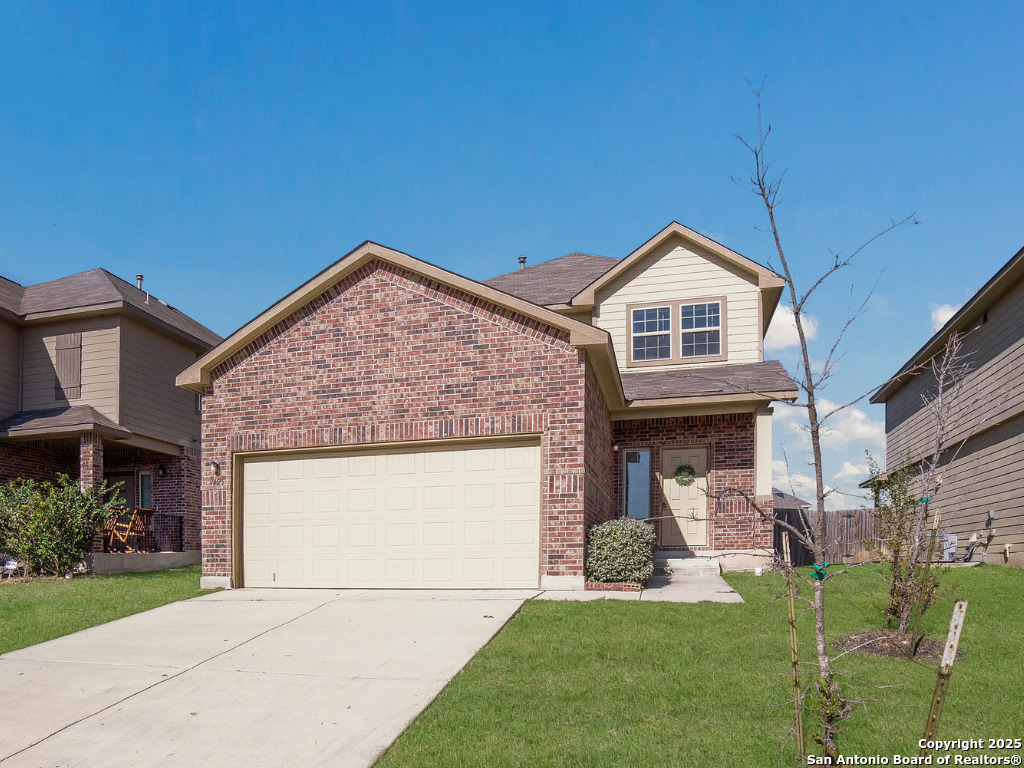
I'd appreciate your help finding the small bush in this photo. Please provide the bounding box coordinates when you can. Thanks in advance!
[585,517,657,585]
[0,474,123,575]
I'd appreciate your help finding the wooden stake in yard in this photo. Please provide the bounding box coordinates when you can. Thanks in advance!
[782,531,804,763]
[908,507,942,658]
[920,600,967,755]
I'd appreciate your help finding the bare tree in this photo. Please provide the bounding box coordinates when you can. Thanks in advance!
[732,82,915,759]
[871,329,1002,648]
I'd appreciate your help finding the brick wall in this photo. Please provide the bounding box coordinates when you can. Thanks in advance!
[612,413,773,551]
[105,444,202,551]
[583,361,614,529]
[0,440,78,483]
[79,433,104,492]
[200,259,596,582]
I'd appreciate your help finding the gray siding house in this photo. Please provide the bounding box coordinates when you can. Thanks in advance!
[872,245,1024,567]
[0,270,221,552]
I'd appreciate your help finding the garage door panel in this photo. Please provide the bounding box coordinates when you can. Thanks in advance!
[242,442,540,588]
[423,522,453,546]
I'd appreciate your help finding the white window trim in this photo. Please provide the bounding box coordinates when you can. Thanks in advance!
[680,300,725,360]
[629,306,672,363]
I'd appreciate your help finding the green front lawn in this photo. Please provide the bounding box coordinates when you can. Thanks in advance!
[376,565,1024,768]
[0,565,212,655]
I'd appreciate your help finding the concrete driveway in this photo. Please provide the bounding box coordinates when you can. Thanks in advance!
[0,588,534,768]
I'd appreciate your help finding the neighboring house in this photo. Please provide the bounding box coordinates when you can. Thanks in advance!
[871,244,1024,568]
[177,222,798,590]
[0,270,222,552]
[772,487,813,566]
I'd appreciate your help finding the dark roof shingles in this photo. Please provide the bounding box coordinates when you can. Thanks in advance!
[0,405,130,438]
[620,360,798,401]
[484,253,619,306]
[772,487,811,511]
[5,269,221,347]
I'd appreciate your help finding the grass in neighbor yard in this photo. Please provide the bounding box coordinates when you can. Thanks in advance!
[0,565,212,655]
[376,564,1024,768]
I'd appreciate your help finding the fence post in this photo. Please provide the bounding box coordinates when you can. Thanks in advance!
[782,532,804,764]
[920,600,967,754]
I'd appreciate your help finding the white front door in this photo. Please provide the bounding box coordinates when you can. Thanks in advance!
[660,446,708,547]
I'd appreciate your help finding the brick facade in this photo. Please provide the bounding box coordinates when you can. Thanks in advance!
[0,440,78,484]
[105,444,202,552]
[78,433,104,491]
[200,260,597,584]
[583,362,614,529]
[0,439,199,553]
[611,413,773,552]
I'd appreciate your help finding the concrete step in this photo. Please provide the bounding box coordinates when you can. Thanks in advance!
[654,552,721,577]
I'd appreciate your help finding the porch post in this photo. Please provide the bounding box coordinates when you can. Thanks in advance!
[79,432,104,491]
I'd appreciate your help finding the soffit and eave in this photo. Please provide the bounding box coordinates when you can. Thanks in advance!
[177,242,620,403]
[871,244,1024,404]
[176,230,797,415]
[568,222,786,308]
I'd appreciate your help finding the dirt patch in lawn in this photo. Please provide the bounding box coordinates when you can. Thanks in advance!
[832,629,964,662]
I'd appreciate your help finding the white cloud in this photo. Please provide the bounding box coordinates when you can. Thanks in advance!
[764,305,818,353]
[771,403,884,510]
[774,458,873,510]
[930,303,960,333]
[816,399,886,453]
[772,459,835,506]
[832,461,869,483]
[773,400,885,453]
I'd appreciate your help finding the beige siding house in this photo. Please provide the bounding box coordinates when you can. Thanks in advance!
[872,244,1024,567]
[0,271,221,554]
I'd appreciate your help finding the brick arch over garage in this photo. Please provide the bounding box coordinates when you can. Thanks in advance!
[200,259,610,587]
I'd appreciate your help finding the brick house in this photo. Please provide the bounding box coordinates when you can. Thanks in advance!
[0,270,221,553]
[178,223,797,589]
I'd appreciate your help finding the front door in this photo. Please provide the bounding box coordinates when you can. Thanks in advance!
[106,473,136,510]
[660,447,708,547]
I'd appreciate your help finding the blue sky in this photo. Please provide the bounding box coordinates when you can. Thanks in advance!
[2,2,1022,507]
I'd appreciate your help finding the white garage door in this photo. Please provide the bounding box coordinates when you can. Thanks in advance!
[242,441,541,588]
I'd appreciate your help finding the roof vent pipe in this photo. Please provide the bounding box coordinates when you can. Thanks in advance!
[136,274,144,290]
[518,255,527,270]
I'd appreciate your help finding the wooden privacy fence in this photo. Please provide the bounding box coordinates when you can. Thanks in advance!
[775,507,882,565]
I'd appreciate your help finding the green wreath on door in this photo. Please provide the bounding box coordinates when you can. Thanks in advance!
[673,464,697,486]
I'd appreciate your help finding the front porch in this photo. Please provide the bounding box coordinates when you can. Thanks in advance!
[610,411,775,556]
[0,408,200,554]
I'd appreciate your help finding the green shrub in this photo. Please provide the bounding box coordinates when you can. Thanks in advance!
[0,474,123,575]
[585,517,657,584]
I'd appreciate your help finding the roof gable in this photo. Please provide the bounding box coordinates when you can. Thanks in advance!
[571,222,786,330]
[177,242,620,403]
[1,268,221,348]
[872,244,1024,403]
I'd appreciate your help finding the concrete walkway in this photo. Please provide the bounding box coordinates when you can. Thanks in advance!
[0,589,534,768]
[536,558,745,603]
[536,573,743,602]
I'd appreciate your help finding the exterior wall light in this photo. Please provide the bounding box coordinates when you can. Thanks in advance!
[206,460,221,475]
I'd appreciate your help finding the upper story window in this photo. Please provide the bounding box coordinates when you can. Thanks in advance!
[631,307,671,361]
[681,302,721,358]
[627,298,727,366]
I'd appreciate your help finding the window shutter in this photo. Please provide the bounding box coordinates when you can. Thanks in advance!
[55,333,82,400]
